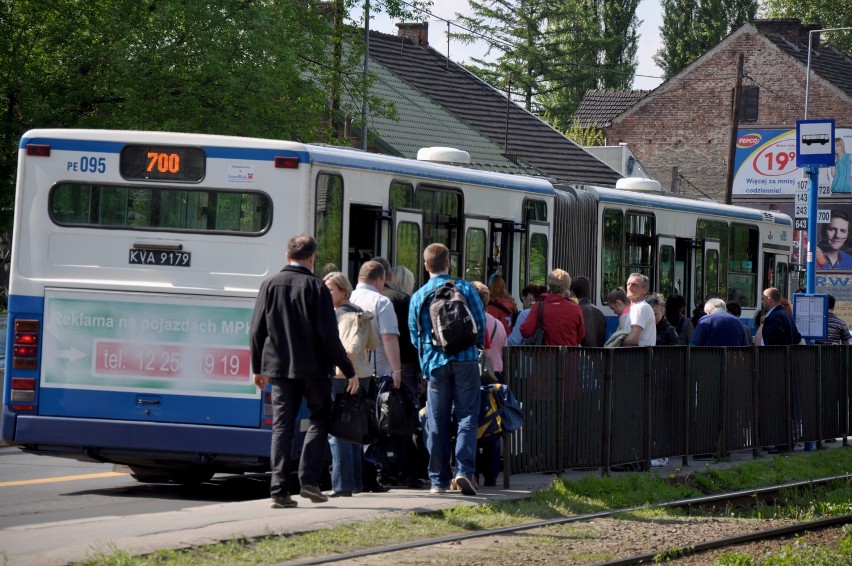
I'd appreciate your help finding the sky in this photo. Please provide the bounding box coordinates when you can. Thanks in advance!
[360,0,665,91]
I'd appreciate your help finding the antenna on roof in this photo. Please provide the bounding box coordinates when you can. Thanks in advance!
[446,21,450,70]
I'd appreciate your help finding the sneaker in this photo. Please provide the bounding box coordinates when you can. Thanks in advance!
[270,495,298,508]
[328,490,352,498]
[454,475,477,496]
[299,484,329,503]
[429,486,446,494]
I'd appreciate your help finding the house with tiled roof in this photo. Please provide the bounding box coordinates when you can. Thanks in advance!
[361,23,623,187]
[575,89,649,128]
[601,19,852,202]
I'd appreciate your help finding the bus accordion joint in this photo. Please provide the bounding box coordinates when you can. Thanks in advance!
[25,144,51,157]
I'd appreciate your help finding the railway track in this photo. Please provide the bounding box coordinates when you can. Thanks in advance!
[284,474,852,566]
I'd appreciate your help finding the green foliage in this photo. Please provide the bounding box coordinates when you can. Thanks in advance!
[761,0,852,55]
[563,116,606,147]
[454,0,640,130]
[655,0,758,78]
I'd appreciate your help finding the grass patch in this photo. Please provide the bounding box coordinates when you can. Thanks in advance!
[78,448,851,566]
[714,524,852,565]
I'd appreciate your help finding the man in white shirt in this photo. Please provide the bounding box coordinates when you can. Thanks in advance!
[350,261,402,388]
[620,272,656,347]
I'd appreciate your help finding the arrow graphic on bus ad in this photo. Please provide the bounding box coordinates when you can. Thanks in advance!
[56,347,86,362]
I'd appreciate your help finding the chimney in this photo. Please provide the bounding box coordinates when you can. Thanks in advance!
[396,22,429,48]
[755,18,821,49]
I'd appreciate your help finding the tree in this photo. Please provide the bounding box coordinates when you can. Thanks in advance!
[655,0,757,78]
[761,0,852,54]
[564,116,606,146]
[454,0,639,130]
[0,0,419,305]
[454,0,557,112]
[600,0,641,89]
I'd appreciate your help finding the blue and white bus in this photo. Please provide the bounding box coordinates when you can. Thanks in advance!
[1,129,792,481]
[1,129,555,482]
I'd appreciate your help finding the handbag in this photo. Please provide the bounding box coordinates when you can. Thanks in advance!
[378,386,419,436]
[522,299,546,346]
[329,391,377,445]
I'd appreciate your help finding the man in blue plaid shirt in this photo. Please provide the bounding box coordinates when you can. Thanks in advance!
[409,243,486,496]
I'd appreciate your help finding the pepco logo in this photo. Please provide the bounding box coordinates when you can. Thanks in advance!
[737,133,762,148]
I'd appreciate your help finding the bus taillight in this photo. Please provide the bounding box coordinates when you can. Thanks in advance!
[25,143,51,157]
[13,319,40,370]
[10,378,35,404]
[274,156,299,169]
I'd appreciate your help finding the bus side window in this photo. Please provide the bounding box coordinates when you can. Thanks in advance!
[601,208,623,303]
[315,173,344,274]
[464,227,486,282]
[624,212,654,283]
[529,232,548,285]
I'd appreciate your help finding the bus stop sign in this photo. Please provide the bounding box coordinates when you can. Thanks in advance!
[796,119,835,167]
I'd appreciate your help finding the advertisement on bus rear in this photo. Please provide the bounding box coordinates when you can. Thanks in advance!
[732,128,852,197]
[41,290,257,398]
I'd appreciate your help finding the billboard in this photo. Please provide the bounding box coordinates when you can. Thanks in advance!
[732,127,852,197]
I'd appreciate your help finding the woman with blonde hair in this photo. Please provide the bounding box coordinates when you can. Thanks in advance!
[323,271,379,497]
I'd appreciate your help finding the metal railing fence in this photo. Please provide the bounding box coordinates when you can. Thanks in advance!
[502,345,850,478]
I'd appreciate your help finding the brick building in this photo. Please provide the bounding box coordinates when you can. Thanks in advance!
[603,19,852,202]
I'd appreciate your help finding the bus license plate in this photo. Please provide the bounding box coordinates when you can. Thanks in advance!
[129,249,192,267]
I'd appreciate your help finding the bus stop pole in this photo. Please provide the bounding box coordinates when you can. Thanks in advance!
[806,165,818,294]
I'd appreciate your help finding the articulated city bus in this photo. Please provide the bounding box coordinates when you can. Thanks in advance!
[1,129,792,482]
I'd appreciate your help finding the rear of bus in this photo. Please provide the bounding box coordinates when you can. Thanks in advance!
[1,129,311,481]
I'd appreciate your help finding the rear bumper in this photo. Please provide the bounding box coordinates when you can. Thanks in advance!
[5,413,271,471]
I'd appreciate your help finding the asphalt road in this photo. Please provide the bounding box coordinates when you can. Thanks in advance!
[0,445,270,530]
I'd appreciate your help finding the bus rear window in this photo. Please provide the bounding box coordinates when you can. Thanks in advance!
[50,183,271,235]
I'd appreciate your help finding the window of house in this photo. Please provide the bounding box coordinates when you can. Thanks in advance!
[739,86,759,123]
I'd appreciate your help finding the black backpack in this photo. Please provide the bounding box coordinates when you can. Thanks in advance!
[420,280,478,355]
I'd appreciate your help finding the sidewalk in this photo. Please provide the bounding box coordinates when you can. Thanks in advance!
[0,472,555,566]
[0,446,840,566]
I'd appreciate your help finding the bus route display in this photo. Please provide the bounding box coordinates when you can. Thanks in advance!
[119,144,206,182]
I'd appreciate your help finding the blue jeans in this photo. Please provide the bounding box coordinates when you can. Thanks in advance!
[329,378,371,493]
[425,360,480,488]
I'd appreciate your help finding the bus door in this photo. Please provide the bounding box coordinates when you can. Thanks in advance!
[488,220,515,291]
[463,215,490,283]
[692,238,721,313]
[524,220,550,291]
[346,204,384,282]
[658,236,694,299]
[392,209,424,288]
[762,252,790,298]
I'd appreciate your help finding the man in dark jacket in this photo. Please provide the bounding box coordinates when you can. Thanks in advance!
[690,298,750,346]
[570,276,605,347]
[250,234,356,509]
[760,287,802,345]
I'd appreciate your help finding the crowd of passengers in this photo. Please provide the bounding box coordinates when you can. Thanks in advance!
[249,234,850,509]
